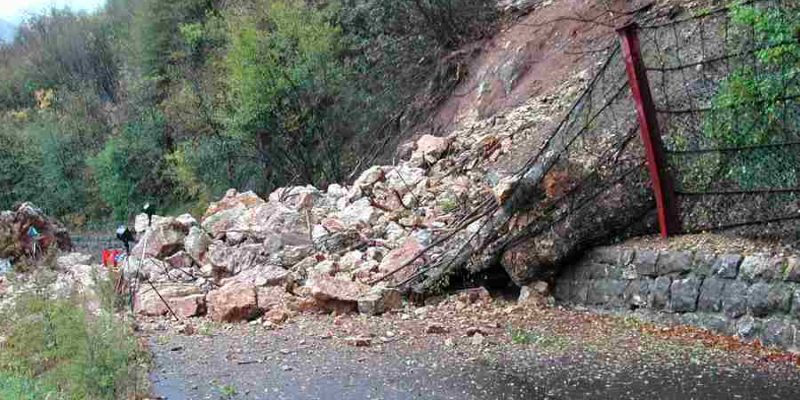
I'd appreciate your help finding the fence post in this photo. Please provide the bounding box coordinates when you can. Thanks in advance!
[617,22,681,238]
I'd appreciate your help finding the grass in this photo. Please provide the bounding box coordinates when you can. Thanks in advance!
[211,380,238,398]
[508,327,571,352]
[0,267,150,399]
[0,374,57,399]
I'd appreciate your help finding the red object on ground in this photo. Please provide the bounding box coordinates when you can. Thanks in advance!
[102,249,123,269]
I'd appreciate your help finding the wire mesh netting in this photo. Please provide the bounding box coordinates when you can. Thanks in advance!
[516,43,648,225]
[639,0,800,233]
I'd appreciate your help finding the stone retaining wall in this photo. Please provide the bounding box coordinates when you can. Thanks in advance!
[554,246,800,351]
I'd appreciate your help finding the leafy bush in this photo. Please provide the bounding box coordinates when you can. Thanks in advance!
[702,1,800,190]
[89,110,173,220]
[0,0,499,225]
[0,285,148,399]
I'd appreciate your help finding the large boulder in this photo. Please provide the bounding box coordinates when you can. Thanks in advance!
[377,237,425,285]
[306,274,369,313]
[207,282,261,322]
[222,263,292,288]
[357,286,403,316]
[134,283,206,318]
[205,243,266,277]
[410,135,452,166]
[184,226,212,264]
[202,194,307,243]
[130,217,188,259]
[124,257,170,282]
[340,198,381,228]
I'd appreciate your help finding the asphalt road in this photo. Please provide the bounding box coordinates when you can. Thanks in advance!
[147,308,800,400]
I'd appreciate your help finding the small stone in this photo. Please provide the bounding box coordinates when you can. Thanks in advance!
[345,336,372,347]
[263,308,290,325]
[624,278,650,308]
[492,176,519,205]
[736,315,759,341]
[459,287,492,304]
[471,333,485,345]
[425,323,448,334]
[180,324,196,336]
[465,327,484,337]
[358,286,403,316]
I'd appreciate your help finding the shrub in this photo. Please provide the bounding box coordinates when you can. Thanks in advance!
[702,1,800,190]
[0,287,148,399]
[88,110,173,221]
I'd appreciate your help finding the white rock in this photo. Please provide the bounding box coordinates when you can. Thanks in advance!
[176,213,198,228]
[340,198,380,228]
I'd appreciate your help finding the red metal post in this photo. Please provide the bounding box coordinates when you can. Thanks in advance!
[617,22,681,238]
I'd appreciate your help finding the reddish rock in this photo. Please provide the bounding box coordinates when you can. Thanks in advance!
[492,176,519,205]
[307,274,369,303]
[321,218,346,233]
[131,218,188,259]
[0,202,72,259]
[134,284,205,318]
[263,307,290,324]
[165,251,193,270]
[287,296,324,313]
[458,287,492,304]
[225,264,291,289]
[377,237,425,285]
[169,294,206,318]
[305,275,369,314]
[202,189,266,220]
[411,134,452,165]
[257,286,291,311]
[296,192,315,210]
[207,282,261,322]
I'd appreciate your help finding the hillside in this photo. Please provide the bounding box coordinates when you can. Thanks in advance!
[1,1,800,398]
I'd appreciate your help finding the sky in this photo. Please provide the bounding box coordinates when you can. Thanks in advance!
[0,0,104,23]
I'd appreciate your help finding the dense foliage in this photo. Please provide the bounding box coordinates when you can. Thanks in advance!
[701,1,800,190]
[0,272,148,399]
[0,0,497,225]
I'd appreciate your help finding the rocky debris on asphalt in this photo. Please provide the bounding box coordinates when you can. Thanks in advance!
[0,252,108,313]
[122,112,560,323]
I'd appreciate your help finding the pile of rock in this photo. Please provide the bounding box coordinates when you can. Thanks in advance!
[0,252,107,313]
[0,202,72,261]
[126,71,596,325]
[129,129,525,324]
